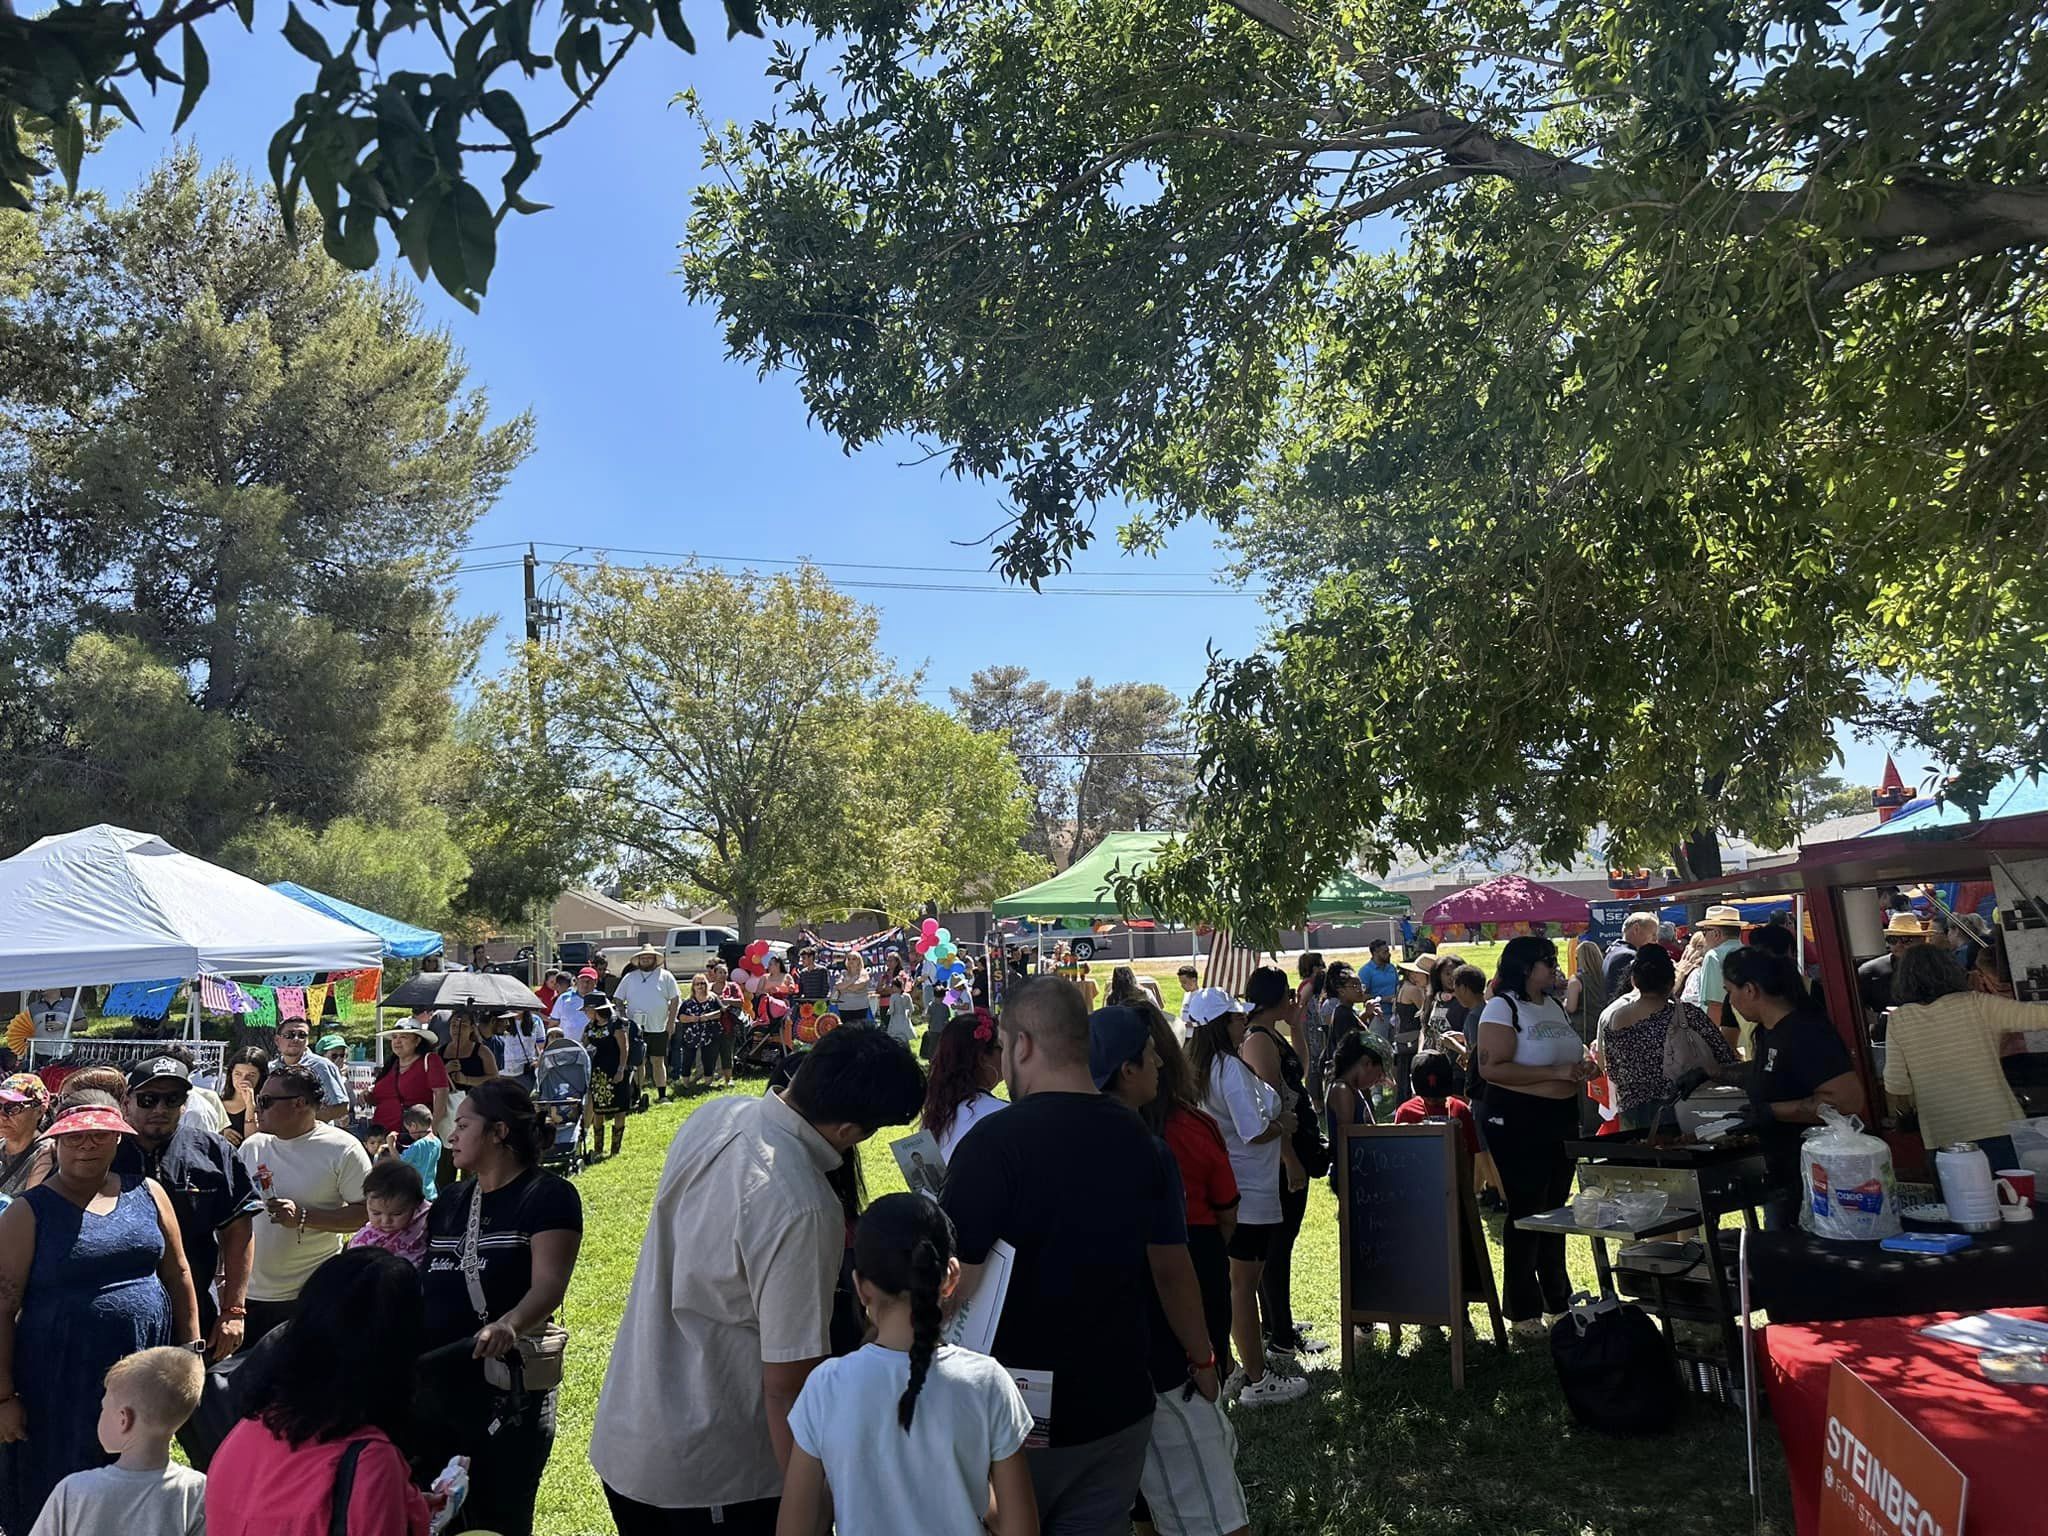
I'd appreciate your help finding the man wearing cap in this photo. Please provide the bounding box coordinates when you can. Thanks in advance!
[618,946,682,1101]
[1859,911,1929,1019]
[550,968,601,1045]
[114,1056,261,1366]
[1689,905,1750,1051]
[272,1016,351,1124]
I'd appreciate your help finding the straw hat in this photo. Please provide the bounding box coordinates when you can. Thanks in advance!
[1701,904,1745,930]
[1883,911,1930,939]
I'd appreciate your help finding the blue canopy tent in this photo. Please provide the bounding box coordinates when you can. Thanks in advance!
[1856,770,2048,836]
[267,882,445,960]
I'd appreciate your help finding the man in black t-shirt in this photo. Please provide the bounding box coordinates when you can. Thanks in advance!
[942,977,1218,1535]
[1724,949,1865,1226]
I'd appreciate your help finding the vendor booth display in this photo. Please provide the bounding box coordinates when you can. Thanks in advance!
[993,831,1406,922]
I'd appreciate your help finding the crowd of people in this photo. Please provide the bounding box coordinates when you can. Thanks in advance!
[0,994,586,1536]
[0,896,2029,1536]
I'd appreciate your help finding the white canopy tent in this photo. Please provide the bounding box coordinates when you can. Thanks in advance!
[0,824,382,992]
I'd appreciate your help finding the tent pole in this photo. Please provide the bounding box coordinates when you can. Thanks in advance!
[1794,894,1806,972]
[60,986,79,1046]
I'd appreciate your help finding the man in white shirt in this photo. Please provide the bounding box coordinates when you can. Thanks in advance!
[271,1018,351,1124]
[617,947,682,1100]
[234,1061,371,1345]
[591,1028,926,1533]
[550,969,600,1044]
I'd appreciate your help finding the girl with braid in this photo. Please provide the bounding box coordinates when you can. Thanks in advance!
[780,1193,1039,1536]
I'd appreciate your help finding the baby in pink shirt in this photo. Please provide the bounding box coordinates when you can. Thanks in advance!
[348,1158,431,1269]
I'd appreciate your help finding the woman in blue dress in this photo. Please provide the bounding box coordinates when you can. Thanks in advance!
[0,1093,199,1532]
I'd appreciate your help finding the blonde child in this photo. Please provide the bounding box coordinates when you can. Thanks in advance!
[779,1194,1037,1536]
[31,1347,206,1536]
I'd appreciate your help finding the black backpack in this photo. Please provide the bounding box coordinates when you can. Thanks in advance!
[1548,1296,1683,1436]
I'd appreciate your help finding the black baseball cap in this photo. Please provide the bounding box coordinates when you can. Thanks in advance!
[126,1056,193,1091]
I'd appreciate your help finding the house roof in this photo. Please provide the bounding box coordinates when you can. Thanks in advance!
[557,887,694,929]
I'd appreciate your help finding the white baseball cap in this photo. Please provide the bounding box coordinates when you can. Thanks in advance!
[1181,986,1242,1027]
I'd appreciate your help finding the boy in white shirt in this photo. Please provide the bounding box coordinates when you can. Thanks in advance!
[31,1347,207,1536]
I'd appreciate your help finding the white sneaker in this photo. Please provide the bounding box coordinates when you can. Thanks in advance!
[1234,1371,1310,1407]
[1512,1318,1548,1340]
[1222,1368,1247,1402]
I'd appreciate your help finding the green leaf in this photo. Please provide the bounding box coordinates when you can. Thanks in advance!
[283,4,333,63]
[723,0,762,39]
[395,197,437,280]
[324,201,379,269]
[49,110,84,192]
[502,191,552,215]
[233,0,255,26]
[656,0,696,52]
[428,180,495,309]
[174,25,210,133]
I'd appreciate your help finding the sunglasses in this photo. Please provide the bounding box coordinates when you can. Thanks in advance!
[0,1101,36,1118]
[258,1091,312,1107]
[133,1091,187,1111]
[279,1030,310,1041]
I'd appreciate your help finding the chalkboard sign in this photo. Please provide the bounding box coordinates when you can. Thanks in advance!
[1337,1122,1504,1388]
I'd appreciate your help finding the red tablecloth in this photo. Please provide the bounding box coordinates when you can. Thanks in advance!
[1760,1308,2048,1535]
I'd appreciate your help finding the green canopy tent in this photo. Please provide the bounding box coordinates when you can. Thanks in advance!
[991,834,1407,955]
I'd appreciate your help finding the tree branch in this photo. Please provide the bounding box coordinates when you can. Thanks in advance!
[1818,224,2027,301]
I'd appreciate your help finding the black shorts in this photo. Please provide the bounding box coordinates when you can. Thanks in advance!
[1226,1220,1280,1262]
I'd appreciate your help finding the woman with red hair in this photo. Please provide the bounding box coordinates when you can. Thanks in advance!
[920,1012,1006,1162]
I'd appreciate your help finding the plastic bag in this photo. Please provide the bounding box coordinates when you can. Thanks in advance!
[1800,1106,1900,1241]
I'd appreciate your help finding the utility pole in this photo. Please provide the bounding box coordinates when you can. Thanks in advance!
[522,544,550,983]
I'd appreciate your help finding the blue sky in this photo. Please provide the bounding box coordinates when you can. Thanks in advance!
[79,14,1898,789]
[83,19,1268,714]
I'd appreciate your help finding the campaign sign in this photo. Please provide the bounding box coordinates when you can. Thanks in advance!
[1820,1364,1967,1536]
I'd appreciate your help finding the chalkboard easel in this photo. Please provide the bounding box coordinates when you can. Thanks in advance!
[1336,1122,1505,1389]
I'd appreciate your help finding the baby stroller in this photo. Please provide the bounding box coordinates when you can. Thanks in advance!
[534,1036,593,1176]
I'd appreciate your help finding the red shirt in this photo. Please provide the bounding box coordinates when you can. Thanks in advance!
[1162,1104,1240,1226]
[368,1052,450,1134]
[1393,1095,1479,1156]
[536,984,558,1011]
[207,1420,428,1536]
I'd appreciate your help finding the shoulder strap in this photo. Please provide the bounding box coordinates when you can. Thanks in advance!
[329,1439,369,1536]
[460,1180,490,1322]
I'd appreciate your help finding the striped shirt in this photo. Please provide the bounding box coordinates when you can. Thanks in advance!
[1882,991,2031,1148]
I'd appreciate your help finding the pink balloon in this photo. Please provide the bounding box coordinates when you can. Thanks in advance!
[921,919,940,938]
[915,937,934,955]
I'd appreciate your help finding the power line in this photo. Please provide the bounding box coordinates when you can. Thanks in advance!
[450,556,1254,599]
[462,538,1232,583]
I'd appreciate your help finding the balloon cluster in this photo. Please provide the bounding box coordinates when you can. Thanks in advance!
[734,939,773,979]
[915,918,969,986]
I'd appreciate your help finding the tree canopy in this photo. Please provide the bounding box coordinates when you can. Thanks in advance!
[952,665,1194,865]
[0,152,539,928]
[523,560,1044,937]
[684,0,2048,932]
[0,0,762,306]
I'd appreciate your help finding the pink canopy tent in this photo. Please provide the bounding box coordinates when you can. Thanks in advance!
[1421,874,1591,927]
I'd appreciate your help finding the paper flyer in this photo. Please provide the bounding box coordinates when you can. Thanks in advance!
[890,1130,948,1200]
[942,1238,1015,1356]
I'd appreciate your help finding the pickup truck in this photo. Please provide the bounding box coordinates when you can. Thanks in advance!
[599,926,788,978]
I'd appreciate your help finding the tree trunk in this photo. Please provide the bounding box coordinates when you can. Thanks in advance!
[734,901,759,944]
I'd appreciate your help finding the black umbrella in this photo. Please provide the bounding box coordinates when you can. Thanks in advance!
[381,970,547,1013]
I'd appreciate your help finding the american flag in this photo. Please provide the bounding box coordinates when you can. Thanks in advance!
[1201,929,1260,1001]
[197,973,254,1015]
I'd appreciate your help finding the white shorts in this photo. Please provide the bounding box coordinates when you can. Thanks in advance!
[1138,1387,1249,1536]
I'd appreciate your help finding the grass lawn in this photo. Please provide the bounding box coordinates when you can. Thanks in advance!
[539,1077,1792,1536]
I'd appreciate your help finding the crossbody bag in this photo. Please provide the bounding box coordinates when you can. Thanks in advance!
[461,1180,568,1393]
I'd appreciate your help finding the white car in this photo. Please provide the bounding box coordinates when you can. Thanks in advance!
[599,926,788,977]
